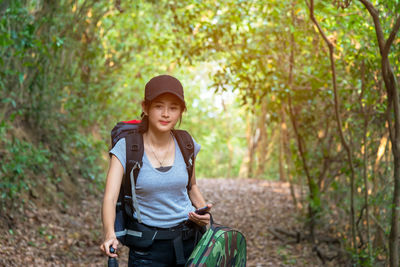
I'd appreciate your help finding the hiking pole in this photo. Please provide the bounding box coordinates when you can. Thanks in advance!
[108,246,119,267]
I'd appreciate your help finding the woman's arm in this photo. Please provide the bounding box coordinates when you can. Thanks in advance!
[188,160,212,226]
[100,155,124,257]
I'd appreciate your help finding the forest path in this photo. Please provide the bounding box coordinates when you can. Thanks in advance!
[1,178,327,266]
[198,179,322,267]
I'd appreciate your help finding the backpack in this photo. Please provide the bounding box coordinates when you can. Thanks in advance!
[110,119,195,246]
[185,216,247,267]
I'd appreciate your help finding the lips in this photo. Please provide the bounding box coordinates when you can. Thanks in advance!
[159,120,170,125]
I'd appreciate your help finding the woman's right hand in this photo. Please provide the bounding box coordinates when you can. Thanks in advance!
[100,236,119,258]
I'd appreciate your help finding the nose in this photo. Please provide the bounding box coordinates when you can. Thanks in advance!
[162,107,169,117]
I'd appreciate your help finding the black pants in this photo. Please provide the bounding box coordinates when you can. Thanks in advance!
[128,236,196,267]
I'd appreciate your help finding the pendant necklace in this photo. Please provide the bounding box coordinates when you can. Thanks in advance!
[148,133,173,168]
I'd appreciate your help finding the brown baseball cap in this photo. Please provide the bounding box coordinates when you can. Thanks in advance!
[145,75,185,104]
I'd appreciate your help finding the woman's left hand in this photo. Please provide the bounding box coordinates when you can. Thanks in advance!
[188,204,212,227]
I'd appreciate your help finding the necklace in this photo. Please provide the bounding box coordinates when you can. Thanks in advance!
[148,133,173,168]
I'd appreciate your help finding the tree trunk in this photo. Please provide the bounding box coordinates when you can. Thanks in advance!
[281,105,298,207]
[307,0,357,253]
[287,2,317,235]
[372,130,390,250]
[222,99,234,177]
[248,114,256,178]
[288,94,319,242]
[255,100,269,177]
[239,111,256,178]
[279,123,286,183]
[360,59,373,262]
[358,1,400,265]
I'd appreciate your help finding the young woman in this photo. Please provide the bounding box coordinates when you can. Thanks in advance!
[100,75,212,266]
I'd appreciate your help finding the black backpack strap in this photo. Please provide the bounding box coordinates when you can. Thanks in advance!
[123,129,144,219]
[173,129,195,190]
[125,129,144,184]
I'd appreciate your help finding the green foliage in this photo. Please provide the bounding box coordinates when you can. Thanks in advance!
[1,0,399,264]
[0,0,121,203]
[65,132,105,185]
[164,0,399,263]
[0,123,52,199]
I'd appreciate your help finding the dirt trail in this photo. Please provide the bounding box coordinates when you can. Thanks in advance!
[198,179,322,267]
[0,178,327,266]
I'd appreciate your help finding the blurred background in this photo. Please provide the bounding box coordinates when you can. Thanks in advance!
[1,0,399,266]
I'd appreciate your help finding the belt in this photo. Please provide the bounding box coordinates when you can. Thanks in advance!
[127,219,196,265]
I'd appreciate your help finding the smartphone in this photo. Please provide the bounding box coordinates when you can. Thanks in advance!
[195,206,209,215]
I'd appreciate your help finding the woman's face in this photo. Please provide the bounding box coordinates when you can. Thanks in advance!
[145,93,183,133]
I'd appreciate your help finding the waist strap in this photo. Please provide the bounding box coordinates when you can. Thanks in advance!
[155,227,195,240]
[117,226,195,240]
[126,220,195,265]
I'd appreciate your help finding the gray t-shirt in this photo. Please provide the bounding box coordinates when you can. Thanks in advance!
[109,135,201,228]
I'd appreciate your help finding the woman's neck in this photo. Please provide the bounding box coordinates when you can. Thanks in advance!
[144,128,172,148]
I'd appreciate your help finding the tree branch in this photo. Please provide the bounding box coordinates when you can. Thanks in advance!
[308,0,334,50]
[308,0,357,253]
[358,0,385,52]
[383,15,400,60]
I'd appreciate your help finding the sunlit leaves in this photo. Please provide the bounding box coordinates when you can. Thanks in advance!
[163,0,399,262]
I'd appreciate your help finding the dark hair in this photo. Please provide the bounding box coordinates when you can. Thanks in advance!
[139,113,149,133]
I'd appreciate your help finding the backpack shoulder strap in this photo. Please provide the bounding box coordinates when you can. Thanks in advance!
[124,129,144,187]
[122,128,144,222]
[173,129,195,189]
